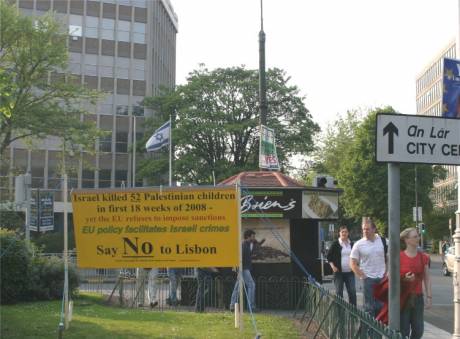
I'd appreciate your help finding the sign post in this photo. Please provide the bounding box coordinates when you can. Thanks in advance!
[375,112,460,331]
[387,163,400,330]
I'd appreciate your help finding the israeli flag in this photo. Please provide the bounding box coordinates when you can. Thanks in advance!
[145,120,170,152]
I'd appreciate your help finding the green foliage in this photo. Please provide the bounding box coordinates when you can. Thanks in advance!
[32,230,75,253]
[314,107,445,234]
[0,209,24,231]
[28,255,79,301]
[141,66,320,184]
[423,209,453,241]
[0,0,102,159]
[0,229,34,304]
[0,229,78,304]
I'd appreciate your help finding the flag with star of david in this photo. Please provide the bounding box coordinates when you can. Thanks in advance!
[145,120,170,152]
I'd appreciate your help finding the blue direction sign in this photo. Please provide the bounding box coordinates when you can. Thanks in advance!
[376,113,460,165]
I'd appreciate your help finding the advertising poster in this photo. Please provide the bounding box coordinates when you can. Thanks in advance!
[302,191,338,219]
[442,57,460,118]
[71,186,239,269]
[259,125,280,170]
[243,219,291,263]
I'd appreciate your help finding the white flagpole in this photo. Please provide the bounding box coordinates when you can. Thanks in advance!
[133,116,136,188]
[169,115,172,186]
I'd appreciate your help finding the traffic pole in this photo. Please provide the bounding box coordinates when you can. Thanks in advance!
[388,163,400,331]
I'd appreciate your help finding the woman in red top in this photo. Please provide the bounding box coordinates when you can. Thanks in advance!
[400,227,432,339]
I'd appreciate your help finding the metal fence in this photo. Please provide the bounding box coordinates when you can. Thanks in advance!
[74,265,406,338]
[295,280,406,339]
[77,269,305,311]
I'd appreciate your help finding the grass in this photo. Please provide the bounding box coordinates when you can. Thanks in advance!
[1,293,302,338]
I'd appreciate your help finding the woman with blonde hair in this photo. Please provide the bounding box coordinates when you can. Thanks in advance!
[399,227,432,339]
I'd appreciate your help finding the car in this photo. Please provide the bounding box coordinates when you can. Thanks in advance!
[443,246,455,276]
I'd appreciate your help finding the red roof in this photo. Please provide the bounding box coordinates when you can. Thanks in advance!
[218,171,306,188]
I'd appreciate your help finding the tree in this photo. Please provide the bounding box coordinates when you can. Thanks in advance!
[314,106,445,234]
[0,1,100,158]
[140,66,320,184]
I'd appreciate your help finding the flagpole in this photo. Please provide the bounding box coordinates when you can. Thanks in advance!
[169,115,172,186]
[133,116,136,188]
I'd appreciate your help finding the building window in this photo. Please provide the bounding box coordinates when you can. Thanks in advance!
[99,134,112,152]
[116,132,128,153]
[82,169,94,188]
[116,105,129,116]
[99,169,111,188]
[133,105,144,116]
[115,170,128,187]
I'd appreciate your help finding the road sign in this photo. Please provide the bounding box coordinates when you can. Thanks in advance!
[412,206,422,222]
[30,189,54,232]
[376,113,460,165]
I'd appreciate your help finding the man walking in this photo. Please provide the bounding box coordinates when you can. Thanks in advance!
[230,229,256,312]
[350,217,387,317]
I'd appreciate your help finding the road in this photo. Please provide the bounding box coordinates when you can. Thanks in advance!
[425,254,453,334]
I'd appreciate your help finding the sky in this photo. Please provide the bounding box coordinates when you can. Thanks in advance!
[171,0,458,131]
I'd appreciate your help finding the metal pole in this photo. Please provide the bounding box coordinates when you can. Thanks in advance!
[169,116,172,186]
[133,116,136,188]
[388,163,400,331]
[24,173,31,242]
[258,0,267,127]
[63,173,69,329]
[454,1,460,337]
[415,165,423,248]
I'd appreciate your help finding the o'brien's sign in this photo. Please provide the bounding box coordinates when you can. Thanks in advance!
[241,189,339,220]
[71,187,239,269]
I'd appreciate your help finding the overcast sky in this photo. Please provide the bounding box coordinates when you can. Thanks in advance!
[171,0,458,131]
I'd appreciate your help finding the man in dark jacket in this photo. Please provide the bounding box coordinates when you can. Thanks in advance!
[229,229,256,311]
[326,225,357,305]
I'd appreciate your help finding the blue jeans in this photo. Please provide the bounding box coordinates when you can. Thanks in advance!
[363,277,383,317]
[195,269,212,312]
[230,269,255,309]
[333,271,357,306]
[400,294,424,339]
[167,268,182,303]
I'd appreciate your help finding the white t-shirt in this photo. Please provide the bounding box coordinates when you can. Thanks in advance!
[349,235,386,279]
[339,238,352,273]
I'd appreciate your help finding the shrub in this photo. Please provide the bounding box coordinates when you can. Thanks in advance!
[0,229,79,304]
[0,229,34,304]
[29,256,79,300]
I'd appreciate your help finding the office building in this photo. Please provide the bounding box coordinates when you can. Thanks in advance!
[415,40,456,209]
[3,0,178,215]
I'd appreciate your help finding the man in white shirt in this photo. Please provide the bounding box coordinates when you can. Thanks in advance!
[350,217,387,317]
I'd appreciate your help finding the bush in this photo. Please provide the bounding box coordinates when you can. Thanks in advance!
[32,230,75,253]
[28,256,79,300]
[0,228,79,304]
[0,229,34,304]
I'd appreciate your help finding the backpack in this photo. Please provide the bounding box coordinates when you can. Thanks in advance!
[380,236,388,261]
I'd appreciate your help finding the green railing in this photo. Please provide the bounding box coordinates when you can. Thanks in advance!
[295,280,406,339]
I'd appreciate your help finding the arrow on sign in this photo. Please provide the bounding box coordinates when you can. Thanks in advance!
[383,122,398,154]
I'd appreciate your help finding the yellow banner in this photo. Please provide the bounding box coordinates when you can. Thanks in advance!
[71,186,239,268]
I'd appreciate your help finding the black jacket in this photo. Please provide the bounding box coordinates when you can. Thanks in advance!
[242,240,252,270]
[326,239,354,272]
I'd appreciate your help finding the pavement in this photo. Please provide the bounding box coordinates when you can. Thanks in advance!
[424,321,451,338]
